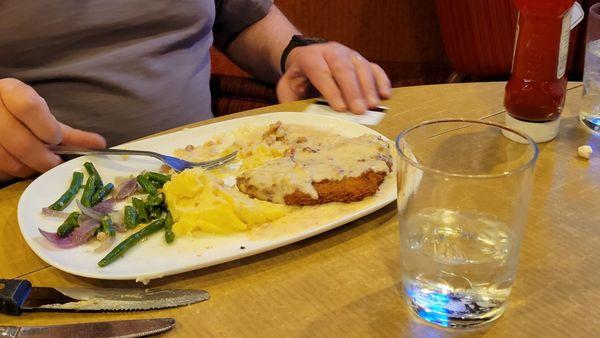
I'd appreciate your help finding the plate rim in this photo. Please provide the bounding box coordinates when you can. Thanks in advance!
[17,112,396,280]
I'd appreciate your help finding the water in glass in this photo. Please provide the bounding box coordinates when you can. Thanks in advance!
[581,39,600,132]
[401,208,517,328]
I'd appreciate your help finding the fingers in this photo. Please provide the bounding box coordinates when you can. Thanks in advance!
[281,43,392,114]
[0,78,62,145]
[370,63,392,99]
[0,100,62,173]
[352,54,380,108]
[0,144,35,178]
[276,69,311,103]
[60,123,107,149]
[323,48,366,114]
[296,54,348,111]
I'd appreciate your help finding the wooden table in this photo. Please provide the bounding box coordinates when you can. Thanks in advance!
[1,83,598,337]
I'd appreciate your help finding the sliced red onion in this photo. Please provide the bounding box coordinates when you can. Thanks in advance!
[112,223,127,233]
[78,214,100,227]
[93,233,116,253]
[38,218,100,249]
[76,200,104,220]
[109,211,127,233]
[41,208,70,218]
[92,199,116,214]
[114,178,139,201]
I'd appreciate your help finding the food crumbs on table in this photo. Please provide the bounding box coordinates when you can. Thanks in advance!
[578,145,593,159]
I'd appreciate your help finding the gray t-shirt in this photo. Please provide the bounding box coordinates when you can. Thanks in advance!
[0,0,272,146]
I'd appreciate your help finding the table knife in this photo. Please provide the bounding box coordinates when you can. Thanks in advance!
[0,279,209,316]
[314,98,389,112]
[0,318,175,338]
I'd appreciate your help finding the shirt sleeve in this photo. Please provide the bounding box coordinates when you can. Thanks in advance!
[213,0,274,51]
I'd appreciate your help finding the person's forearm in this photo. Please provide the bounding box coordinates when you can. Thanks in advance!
[224,5,299,84]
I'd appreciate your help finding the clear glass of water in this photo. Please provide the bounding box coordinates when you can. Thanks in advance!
[395,119,538,328]
[582,3,600,133]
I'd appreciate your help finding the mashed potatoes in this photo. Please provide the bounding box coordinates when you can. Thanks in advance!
[163,168,289,235]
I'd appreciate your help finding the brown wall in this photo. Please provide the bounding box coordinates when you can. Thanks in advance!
[275,0,450,85]
[212,0,451,86]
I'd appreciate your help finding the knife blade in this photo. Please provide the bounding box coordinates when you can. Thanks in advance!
[314,98,389,113]
[0,279,209,315]
[0,318,175,338]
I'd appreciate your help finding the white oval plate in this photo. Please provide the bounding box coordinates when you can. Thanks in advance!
[18,112,396,281]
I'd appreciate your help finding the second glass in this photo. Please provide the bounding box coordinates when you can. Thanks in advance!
[581,3,600,133]
[395,120,538,328]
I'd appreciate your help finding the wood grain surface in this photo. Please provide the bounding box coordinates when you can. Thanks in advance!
[1,83,598,337]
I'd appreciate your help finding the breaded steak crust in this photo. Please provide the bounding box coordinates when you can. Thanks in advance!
[235,122,393,205]
[237,170,387,206]
[285,170,387,205]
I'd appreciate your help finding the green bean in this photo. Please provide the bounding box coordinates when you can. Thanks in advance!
[146,172,171,187]
[132,197,149,223]
[136,174,157,195]
[91,183,114,206]
[57,212,81,237]
[101,215,115,237]
[48,172,84,211]
[145,193,166,221]
[145,192,165,207]
[148,207,163,220]
[164,212,175,244]
[98,218,165,267]
[80,175,98,208]
[124,205,138,229]
[83,162,103,189]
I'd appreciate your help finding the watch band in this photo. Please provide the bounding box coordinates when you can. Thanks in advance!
[280,35,328,74]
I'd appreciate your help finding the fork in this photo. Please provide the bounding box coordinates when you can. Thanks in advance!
[49,145,238,172]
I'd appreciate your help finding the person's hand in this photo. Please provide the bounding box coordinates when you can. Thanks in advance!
[0,78,106,182]
[276,41,392,114]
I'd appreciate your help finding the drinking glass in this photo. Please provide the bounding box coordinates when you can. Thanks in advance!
[395,119,538,328]
[581,3,600,133]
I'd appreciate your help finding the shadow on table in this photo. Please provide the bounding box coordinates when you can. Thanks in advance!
[300,279,492,337]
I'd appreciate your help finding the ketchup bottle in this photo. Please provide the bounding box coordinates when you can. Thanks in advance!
[504,0,575,143]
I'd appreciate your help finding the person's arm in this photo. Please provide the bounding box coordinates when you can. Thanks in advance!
[223,4,391,114]
[224,5,297,84]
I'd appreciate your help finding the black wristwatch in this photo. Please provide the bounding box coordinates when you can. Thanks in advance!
[280,34,328,73]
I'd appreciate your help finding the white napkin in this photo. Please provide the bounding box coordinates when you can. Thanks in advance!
[302,99,387,125]
[571,2,584,30]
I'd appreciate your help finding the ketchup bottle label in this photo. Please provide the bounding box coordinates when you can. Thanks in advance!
[557,10,571,79]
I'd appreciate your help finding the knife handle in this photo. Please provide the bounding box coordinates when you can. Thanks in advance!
[0,279,31,315]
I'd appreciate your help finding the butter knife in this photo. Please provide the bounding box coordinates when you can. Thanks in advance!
[0,318,175,338]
